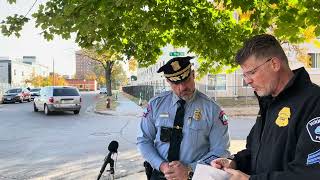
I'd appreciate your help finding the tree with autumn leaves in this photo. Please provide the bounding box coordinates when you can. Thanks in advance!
[1,0,319,77]
[26,73,67,87]
[78,48,124,96]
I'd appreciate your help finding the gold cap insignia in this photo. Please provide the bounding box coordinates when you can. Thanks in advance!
[275,107,291,127]
[171,61,181,71]
[193,109,202,121]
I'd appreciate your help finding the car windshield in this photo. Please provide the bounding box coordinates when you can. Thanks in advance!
[53,88,79,96]
[7,89,22,93]
[30,88,41,92]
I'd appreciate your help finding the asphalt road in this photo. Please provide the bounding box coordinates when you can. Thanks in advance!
[0,92,142,179]
[0,92,255,179]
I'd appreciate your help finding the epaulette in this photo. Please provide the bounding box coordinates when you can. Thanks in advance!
[197,91,218,104]
[148,91,172,103]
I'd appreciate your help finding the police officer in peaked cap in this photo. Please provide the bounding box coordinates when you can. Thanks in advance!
[137,56,231,180]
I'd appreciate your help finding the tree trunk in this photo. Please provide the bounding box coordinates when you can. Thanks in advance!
[104,62,113,96]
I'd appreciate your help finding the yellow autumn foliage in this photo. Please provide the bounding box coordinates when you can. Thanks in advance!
[303,26,316,42]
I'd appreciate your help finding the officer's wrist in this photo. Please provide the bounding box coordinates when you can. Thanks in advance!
[187,165,193,180]
[159,162,169,173]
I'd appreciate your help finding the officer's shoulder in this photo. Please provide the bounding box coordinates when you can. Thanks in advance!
[148,91,172,104]
[197,91,220,106]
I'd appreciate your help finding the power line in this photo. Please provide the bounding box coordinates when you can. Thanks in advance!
[24,0,38,17]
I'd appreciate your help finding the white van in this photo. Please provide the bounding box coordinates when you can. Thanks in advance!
[34,86,81,115]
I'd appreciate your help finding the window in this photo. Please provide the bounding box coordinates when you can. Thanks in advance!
[53,88,80,96]
[242,78,248,87]
[207,74,227,90]
[308,53,320,68]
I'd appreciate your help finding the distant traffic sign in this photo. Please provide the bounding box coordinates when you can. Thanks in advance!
[169,52,185,56]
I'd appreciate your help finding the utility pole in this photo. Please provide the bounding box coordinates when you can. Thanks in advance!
[53,58,55,86]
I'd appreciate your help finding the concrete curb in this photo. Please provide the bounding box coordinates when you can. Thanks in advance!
[95,110,116,116]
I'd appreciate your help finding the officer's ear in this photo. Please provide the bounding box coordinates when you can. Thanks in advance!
[271,57,281,72]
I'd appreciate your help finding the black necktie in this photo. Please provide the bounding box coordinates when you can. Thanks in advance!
[168,99,186,162]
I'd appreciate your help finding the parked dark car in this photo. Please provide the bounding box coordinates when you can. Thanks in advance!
[2,88,31,103]
[30,88,41,100]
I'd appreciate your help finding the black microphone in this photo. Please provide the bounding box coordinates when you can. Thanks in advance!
[108,140,119,153]
[97,140,119,180]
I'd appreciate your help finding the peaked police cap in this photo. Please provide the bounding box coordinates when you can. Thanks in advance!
[157,56,194,84]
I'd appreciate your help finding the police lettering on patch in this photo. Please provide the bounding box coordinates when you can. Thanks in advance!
[306,117,320,143]
[219,111,228,125]
[306,149,320,165]
[143,104,152,118]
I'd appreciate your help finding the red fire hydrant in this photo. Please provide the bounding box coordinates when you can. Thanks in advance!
[106,98,111,109]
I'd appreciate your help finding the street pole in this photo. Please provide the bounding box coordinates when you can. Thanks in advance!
[53,58,55,86]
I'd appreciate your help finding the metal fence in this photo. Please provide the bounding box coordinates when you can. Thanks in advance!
[123,83,258,106]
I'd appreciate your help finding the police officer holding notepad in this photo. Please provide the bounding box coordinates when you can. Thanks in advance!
[137,56,231,180]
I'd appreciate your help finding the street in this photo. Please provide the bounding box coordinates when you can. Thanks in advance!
[0,92,255,179]
[0,92,143,179]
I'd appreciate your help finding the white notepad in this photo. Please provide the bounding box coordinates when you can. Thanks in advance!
[192,164,231,180]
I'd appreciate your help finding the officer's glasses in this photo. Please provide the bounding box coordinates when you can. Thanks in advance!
[242,57,273,79]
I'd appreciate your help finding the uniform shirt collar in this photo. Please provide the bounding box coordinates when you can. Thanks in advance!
[171,89,197,107]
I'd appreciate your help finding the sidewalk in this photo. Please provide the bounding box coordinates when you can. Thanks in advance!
[95,92,259,117]
[95,92,143,117]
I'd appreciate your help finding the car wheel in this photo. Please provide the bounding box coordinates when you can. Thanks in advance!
[19,99,23,103]
[27,98,31,102]
[33,103,39,112]
[44,104,51,115]
[74,110,80,114]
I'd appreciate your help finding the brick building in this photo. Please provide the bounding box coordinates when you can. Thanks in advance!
[75,51,99,79]
[66,79,97,91]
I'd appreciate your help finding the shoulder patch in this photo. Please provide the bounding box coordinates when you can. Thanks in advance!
[219,111,229,125]
[306,149,320,165]
[143,104,152,118]
[306,117,320,143]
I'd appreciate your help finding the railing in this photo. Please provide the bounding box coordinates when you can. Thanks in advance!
[122,83,258,106]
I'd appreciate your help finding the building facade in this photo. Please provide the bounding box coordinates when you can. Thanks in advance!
[0,56,49,87]
[65,79,97,91]
[132,42,320,99]
[75,51,99,79]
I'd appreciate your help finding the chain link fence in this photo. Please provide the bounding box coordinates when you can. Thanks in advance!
[123,83,258,106]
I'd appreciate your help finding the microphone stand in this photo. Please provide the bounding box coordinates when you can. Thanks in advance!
[97,153,116,180]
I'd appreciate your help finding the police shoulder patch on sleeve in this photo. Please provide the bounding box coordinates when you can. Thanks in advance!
[306,117,320,143]
[219,111,229,125]
[306,149,320,165]
[143,104,152,118]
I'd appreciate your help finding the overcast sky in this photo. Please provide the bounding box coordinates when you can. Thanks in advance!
[0,0,79,76]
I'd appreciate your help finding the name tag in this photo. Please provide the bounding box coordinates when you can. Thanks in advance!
[160,113,169,118]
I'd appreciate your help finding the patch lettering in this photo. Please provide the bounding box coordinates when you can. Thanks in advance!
[306,117,320,142]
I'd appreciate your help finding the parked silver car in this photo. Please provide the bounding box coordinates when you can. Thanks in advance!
[33,86,81,115]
